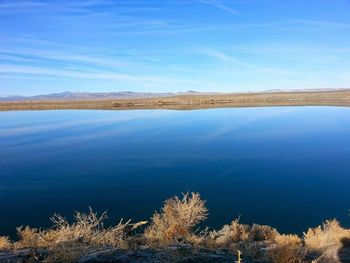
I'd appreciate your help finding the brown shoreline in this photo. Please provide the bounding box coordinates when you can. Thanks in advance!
[1,90,350,111]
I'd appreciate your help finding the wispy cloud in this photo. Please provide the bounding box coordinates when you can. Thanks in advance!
[197,0,239,15]
[292,19,350,29]
[196,47,241,62]
[0,0,165,33]
[0,1,48,9]
[0,64,188,84]
[0,60,221,94]
[195,47,297,76]
[0,46,128,68]
[0,35,204,81]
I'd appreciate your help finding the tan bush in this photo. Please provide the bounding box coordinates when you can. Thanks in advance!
[14,208,145,262]
[208,219,279,249]
[15,226,44,249]
[269,234,305,263]
[144,192,208,246]
[212,219,250,248]
[0,236,11,250]
[250,224,279,241]
[303,220,350,262]
[304,220,350,251]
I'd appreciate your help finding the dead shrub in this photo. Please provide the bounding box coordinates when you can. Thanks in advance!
[212,219,250,249]
[144,192,208,246]
[269,234,305,263]
[15,226,44,249]
[209,219,279,249]
[0,236,11,250]
[303,220,350,262]
[250,224,279,241]
[304,220,350,252]
[14,208,146,262]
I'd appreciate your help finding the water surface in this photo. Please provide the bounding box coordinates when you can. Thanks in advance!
[1,107,350,237]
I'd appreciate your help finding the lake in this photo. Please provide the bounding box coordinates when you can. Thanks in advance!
[0,107,350,238]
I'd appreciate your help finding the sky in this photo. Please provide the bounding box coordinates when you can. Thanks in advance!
[1,0,350,96]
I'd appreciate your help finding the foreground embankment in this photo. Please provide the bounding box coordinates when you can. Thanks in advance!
[1,90,350,111]
[0,193,349,263]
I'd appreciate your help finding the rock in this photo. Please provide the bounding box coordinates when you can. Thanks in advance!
[0,249,48,263]
[305,246,350,263]
[338,241,350,263]
[77,249,166,263]
[0,249,30,263]
[77,246,252,263]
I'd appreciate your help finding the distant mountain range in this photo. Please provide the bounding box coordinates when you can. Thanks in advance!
[0,89,348,102]
[0,90,213,101]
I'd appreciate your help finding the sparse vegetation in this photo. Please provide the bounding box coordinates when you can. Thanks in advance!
[303,219,350,261]
[13,208,146,262]
[0,193,349,263]
[0,236,11,250]
[304,220,350,251]
[206,218,279,249]
[144,192,208,246]
[269,234,305,263]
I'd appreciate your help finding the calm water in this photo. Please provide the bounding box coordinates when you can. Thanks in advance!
[1,107,350,238]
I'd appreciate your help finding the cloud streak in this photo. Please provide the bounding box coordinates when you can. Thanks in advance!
[198,0,239,15]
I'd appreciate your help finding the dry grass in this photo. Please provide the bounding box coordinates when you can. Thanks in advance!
[250,223,280,241]
[303,219,350,261]
[269,234,305,263]
[304,220,350,251]
[144,192,208,246]
[208,219,279,249]
[0,236,11,250]
[14,208,146,262]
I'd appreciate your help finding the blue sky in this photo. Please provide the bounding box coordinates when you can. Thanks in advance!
[1,0,350,96]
